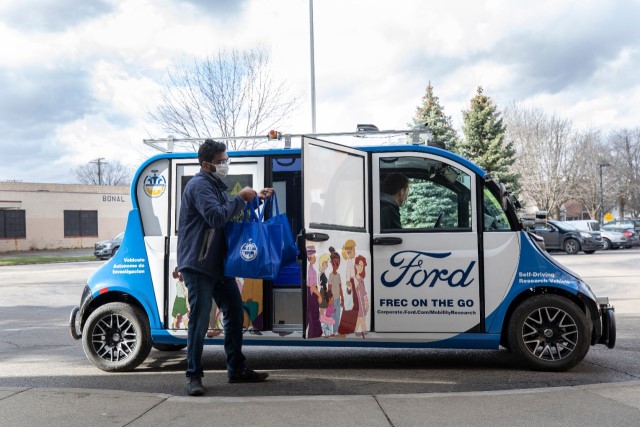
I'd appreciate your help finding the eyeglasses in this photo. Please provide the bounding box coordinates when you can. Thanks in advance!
[211,159,229,165]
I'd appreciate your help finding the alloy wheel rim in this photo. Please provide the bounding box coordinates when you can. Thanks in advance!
[91,314,137,361]
[521,306,578,361]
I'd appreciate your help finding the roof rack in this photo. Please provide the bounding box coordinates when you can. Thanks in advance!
[143,128,435,153]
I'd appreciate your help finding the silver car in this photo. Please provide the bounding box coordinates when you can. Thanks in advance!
[93,232,124,259]
[599,229,628,250]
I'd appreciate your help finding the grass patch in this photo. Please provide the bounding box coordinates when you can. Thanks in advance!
[0,256,97,266]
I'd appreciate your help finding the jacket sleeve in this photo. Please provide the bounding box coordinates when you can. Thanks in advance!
[193,180,245,229]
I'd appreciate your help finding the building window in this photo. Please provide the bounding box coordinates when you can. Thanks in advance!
[64,210,98,237]
[0,210,26,239]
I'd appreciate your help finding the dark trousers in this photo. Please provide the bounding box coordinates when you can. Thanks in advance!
[182,271,246,378]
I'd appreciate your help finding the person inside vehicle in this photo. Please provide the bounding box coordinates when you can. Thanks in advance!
[380,173,409,230]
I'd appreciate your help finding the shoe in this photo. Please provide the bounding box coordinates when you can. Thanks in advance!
[187,376,205,396]
[228,368,269,383]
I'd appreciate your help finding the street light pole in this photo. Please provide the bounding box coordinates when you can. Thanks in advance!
[309,0,317,133]
[599,162,610,225]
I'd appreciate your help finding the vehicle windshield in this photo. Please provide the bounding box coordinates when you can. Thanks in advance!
[114,232,124,240]
[554,221,576,231]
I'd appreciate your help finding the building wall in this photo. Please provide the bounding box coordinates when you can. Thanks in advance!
[0,182,129,252]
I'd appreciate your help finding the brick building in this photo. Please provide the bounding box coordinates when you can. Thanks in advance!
[0,182,129,252]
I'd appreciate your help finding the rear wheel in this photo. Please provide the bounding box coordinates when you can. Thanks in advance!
[507,295,591,371]
[82,302,151,372]
[563,239,580,254]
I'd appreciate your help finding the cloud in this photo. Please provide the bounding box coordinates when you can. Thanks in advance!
[1,0,640,184]
[0,0,114,32]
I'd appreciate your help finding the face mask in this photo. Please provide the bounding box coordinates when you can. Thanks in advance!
[211,163,229,180]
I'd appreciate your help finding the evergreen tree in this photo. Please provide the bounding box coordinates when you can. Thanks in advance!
[411,82,460,151]
[401,83,461,227]
[460,86,520,193]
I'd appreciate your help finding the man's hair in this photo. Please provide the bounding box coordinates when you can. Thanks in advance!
[198,139,226,165]
[382,173,409,195]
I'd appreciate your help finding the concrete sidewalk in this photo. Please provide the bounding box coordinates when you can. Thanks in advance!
[1,381,640,427]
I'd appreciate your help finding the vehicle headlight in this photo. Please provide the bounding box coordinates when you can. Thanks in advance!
[103,242,112,249]
[580,232,591,238]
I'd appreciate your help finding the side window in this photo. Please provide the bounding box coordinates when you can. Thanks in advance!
[379,157,472,231]
[482,187,512,231]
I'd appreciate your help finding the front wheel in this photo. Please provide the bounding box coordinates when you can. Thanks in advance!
[82,302,151,372]
[564,239,580,254]
[602,238,611,250]
[507,295,591,371]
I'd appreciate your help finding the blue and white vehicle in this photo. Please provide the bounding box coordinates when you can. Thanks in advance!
[69,130,616,372]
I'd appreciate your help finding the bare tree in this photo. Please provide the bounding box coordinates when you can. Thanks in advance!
[74,159,132,186]
[569,129,611,220]
[608,128,640,217]
[504,104,581,218]
[147,46,299,150]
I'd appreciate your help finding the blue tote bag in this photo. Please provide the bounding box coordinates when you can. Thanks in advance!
[264,193,298,266]
[224,197,283,280]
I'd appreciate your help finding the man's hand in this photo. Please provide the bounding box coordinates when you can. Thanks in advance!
[258,187,275,200]
[238,187,258,202]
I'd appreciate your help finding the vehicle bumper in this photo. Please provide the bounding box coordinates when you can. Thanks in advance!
[593,297,616,349]
[94,248,111,257]
[581,240,604,251]
[69,285,93,340]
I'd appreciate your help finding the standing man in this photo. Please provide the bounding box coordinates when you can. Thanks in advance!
[178,139,273,396]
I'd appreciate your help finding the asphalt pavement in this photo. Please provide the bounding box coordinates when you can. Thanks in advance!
[2,249,640,426]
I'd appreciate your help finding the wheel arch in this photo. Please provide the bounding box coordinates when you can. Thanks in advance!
[80,291,150,333]
[499,286,589,348]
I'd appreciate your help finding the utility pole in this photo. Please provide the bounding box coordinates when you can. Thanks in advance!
[90,158,106,185]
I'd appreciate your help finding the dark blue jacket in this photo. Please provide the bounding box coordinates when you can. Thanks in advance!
[177,170,245,278]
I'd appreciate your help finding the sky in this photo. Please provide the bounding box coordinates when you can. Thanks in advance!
[1,0,640,183]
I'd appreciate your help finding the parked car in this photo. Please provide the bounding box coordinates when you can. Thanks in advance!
[531,220,604,254]
[602,225,640,247]
[94,232,124,259]
[604,218,640,234]
[565,220,628,250]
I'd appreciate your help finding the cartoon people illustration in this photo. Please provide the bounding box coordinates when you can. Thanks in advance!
[318,252,330,307]
[241,278,263,332]
[171,266,189,329]
[338,277,359,335]
[353,255,369,337]
[306,245,322,338]
[320,291,335,337]
[327,247,342,330]
[341,240,356,311]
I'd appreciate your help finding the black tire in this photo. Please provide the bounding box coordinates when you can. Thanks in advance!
[563,239,580,254]
[602,238,611,250]
[110,246,120,258]
[81,302,151,372]
[152,343,187,351]
[507,295,591,371]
